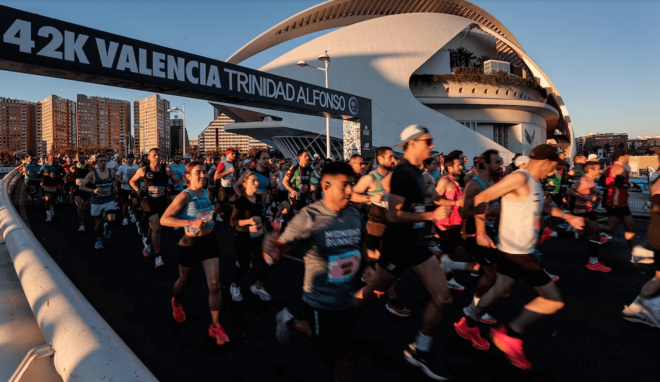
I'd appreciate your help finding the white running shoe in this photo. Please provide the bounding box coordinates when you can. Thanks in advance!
[621,305,659,328]
[632,246,654,264]
[103,222,111,240]
[470,273,480,277]
[230,285,243,302]
[600,232,612,240]
[45,211,52,222]
[640,298,660,327]
[216,214,223,222]
[154,255,164,268]
[275,307,294,342]
[440,255,451,274]
[122,218,129,226]
[447,278,465,292]
[130,212,137,223]
[546,271,559,282]
[95,240,103,250]
[142,236,151,255]
[78,224,85,232]
[250,284,272,301]
[136,223,143,237]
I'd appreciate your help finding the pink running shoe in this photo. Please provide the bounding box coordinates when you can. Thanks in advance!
[454,317,490,350]
[208,323,230,345]
[586,262,611,273]
[490,326,533,370]
[539,228,556,244]
[171,297,185,323]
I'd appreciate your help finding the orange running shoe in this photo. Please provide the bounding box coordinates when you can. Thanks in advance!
[586,262,611,273]
[171,297,185,323]
[490,325,532,370]
[208,323,230,345]
[454,317,490,350]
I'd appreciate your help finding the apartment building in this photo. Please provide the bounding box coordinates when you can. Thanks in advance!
[36,95,76,156]
[170,116,183,154]
[0,97,36,154]
[198,113,269,156]
[76,95,131,154]
[134,94,170,156]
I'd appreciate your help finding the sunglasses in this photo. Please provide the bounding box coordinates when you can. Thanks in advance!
[415,138,434,146]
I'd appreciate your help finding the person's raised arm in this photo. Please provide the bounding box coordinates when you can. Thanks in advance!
[351,173,380,203]
[129,167,145,192]
[78,171,96,193]
[233,172,246,197]
[282,168,297,197]
[543,202,584,230]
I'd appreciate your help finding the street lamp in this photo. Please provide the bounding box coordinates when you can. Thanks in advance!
[297,51,331,159]
[167,104,186,156]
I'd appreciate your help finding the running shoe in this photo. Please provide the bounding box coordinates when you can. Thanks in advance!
[454,317,490,350]
[171,297,185,323]
[129,211,136,223]
[276,307,294,342]
[463,305,497,325]
[585,262,611,272]
[216,214,223,222]
[153,255,165,268]
[598,237,608,244]
[45,211,52,222]
[439,255,451,273]
[386,301,412,317]
[95,240,103,250]
[403,344,451,381]
[142,236,151,256]
[103,222,111,240]
[122,218,129,226]
[490,325,533,370]
[640,298,660,327]
[545,271,559,282]
[78,224,85,232]
[600,232,612,240]
[621,305,659,328]
[230,285,243,301]
[447,278,465,292]
[208,323,229,345]
[539,228,556,244]
[250,284,272,301]
[632,246,654,264]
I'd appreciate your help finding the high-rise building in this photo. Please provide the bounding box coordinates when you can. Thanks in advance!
[36,95,76,156]
[170,116,183,154]
[133,94,170,155]
[0,97,36,155]
[582,132,628,158]
[198,113,269,156]
[76,95,131,154]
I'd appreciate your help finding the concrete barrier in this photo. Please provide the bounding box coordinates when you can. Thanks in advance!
[0,169,158,382]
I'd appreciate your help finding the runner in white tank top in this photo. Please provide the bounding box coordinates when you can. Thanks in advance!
[453,144,584,371]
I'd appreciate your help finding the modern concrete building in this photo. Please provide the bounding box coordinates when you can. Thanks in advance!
[0,97,36,155]
[36,95,76,156]
[134,94,170,156]
[581,133,628,158]
[170,116,184,154]
[198,113,269,156]
[215,0,574,161]
[76,95,131,155]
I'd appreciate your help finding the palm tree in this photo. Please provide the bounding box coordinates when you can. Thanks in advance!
[473,55,491,68]
[455,47,475,68]
[448,48,461,69]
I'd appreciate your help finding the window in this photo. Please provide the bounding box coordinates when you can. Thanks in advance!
[460,122,477,131]
[493,124,508,148]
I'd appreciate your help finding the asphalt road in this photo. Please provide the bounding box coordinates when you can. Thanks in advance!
[25,199,658,382]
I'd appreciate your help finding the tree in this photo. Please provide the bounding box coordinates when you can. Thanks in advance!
[186,146,200,159]
[448,48,461,69]
[0,148,17,165]
[455,47,475,68]
[473,55,491,68]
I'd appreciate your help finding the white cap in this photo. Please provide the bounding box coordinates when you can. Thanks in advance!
[587,154,599,162]
[313,153,320,158]
[395,124,429,147]
[514,155,530,167]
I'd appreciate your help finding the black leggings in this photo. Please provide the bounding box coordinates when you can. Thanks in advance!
[233,232,272,285]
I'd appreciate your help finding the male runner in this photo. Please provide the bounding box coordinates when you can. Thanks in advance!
[351,147,411,317]
[461,149,503,325]
[79,154,117,250]
[72,152,94,232]
[41,155,66,222]
[22,155,43,203]
[567,159,610,272]
[355,125,452,380]
[130,148,179,269]
[105,149,119,172]
[454,144,584,370]
[115,154,140,225]
[214,149,237,221]
[283,149,312,212]
[62,156,76,204]
[266,161,365,382]
[168,152,187,230]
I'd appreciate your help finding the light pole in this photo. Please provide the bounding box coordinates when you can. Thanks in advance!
[167,104,186,156]
[298,51,331,159]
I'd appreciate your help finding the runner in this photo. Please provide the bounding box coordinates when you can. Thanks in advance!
[622,163,660,327]
[282,149,312,212]
[71,152,94,232]
[115,154,140,225]
[276,161,290,204]
[461,149,502,325]
[599,149,653,262]
[129,148,179,269]
[22,154,43,203]
[41,155,66,222]
[213,150,237,221]
[567,158,611,272]
[62,156,76,204]
[168,152,187,230]
[160,160,229,345]
[265,161,364,382]
[464,156,480,184]
[78,154,117,250]
[354,125,453,381]
[105,149,119,172]
[453,144,584,370]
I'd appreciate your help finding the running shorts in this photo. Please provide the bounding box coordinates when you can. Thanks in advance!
[605,205,631,221]
[218,186,234,204]
[141,197,168,218]
[438,225,463,254]
[177,233,221,268]
[41,185,60,196]
[91,201,117,217]
[378,231,433,278]
[496,250,551,287]
[466,235,499,267]
[303,302,355,365]
[64,182,75,194]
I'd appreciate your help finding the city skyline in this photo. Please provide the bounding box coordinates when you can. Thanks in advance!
[0,0,658,141]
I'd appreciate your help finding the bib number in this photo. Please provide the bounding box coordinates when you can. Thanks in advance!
[298,184,309,194]
[328,250,361,283]
[148,186,165,197]
[97,188,111,195]
[75,178,84,185]
[413,205,425,229]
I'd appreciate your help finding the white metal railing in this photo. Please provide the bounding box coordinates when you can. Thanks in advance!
[0,169,158,382]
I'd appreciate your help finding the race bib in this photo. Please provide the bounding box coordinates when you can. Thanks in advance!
[148,186,165,197]
[97,188,111,195]
[413,205,426,229]
[75,178,84,185]
[298,184,309,194]
[328,250,361,283]
[249,223,264,238]
[43,186,58,193]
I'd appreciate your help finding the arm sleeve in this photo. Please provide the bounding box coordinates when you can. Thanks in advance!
[279,209,314,247]
[614,175,629,189]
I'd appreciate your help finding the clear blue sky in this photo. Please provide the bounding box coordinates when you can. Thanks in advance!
[1,0,658,140]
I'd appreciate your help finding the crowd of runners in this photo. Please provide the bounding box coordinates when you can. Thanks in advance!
[14,124,660,381]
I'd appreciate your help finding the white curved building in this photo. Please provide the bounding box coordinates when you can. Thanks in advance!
[214,0,573,161]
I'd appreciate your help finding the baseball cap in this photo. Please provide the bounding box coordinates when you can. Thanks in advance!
[48,155,56,159]
[395,124,430,147]
[587,154,599,162]
[226,149,235,156]
[612,149,628,161]
[514,155,530,167]
[529,144,568,166]
[313,153,320,159]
